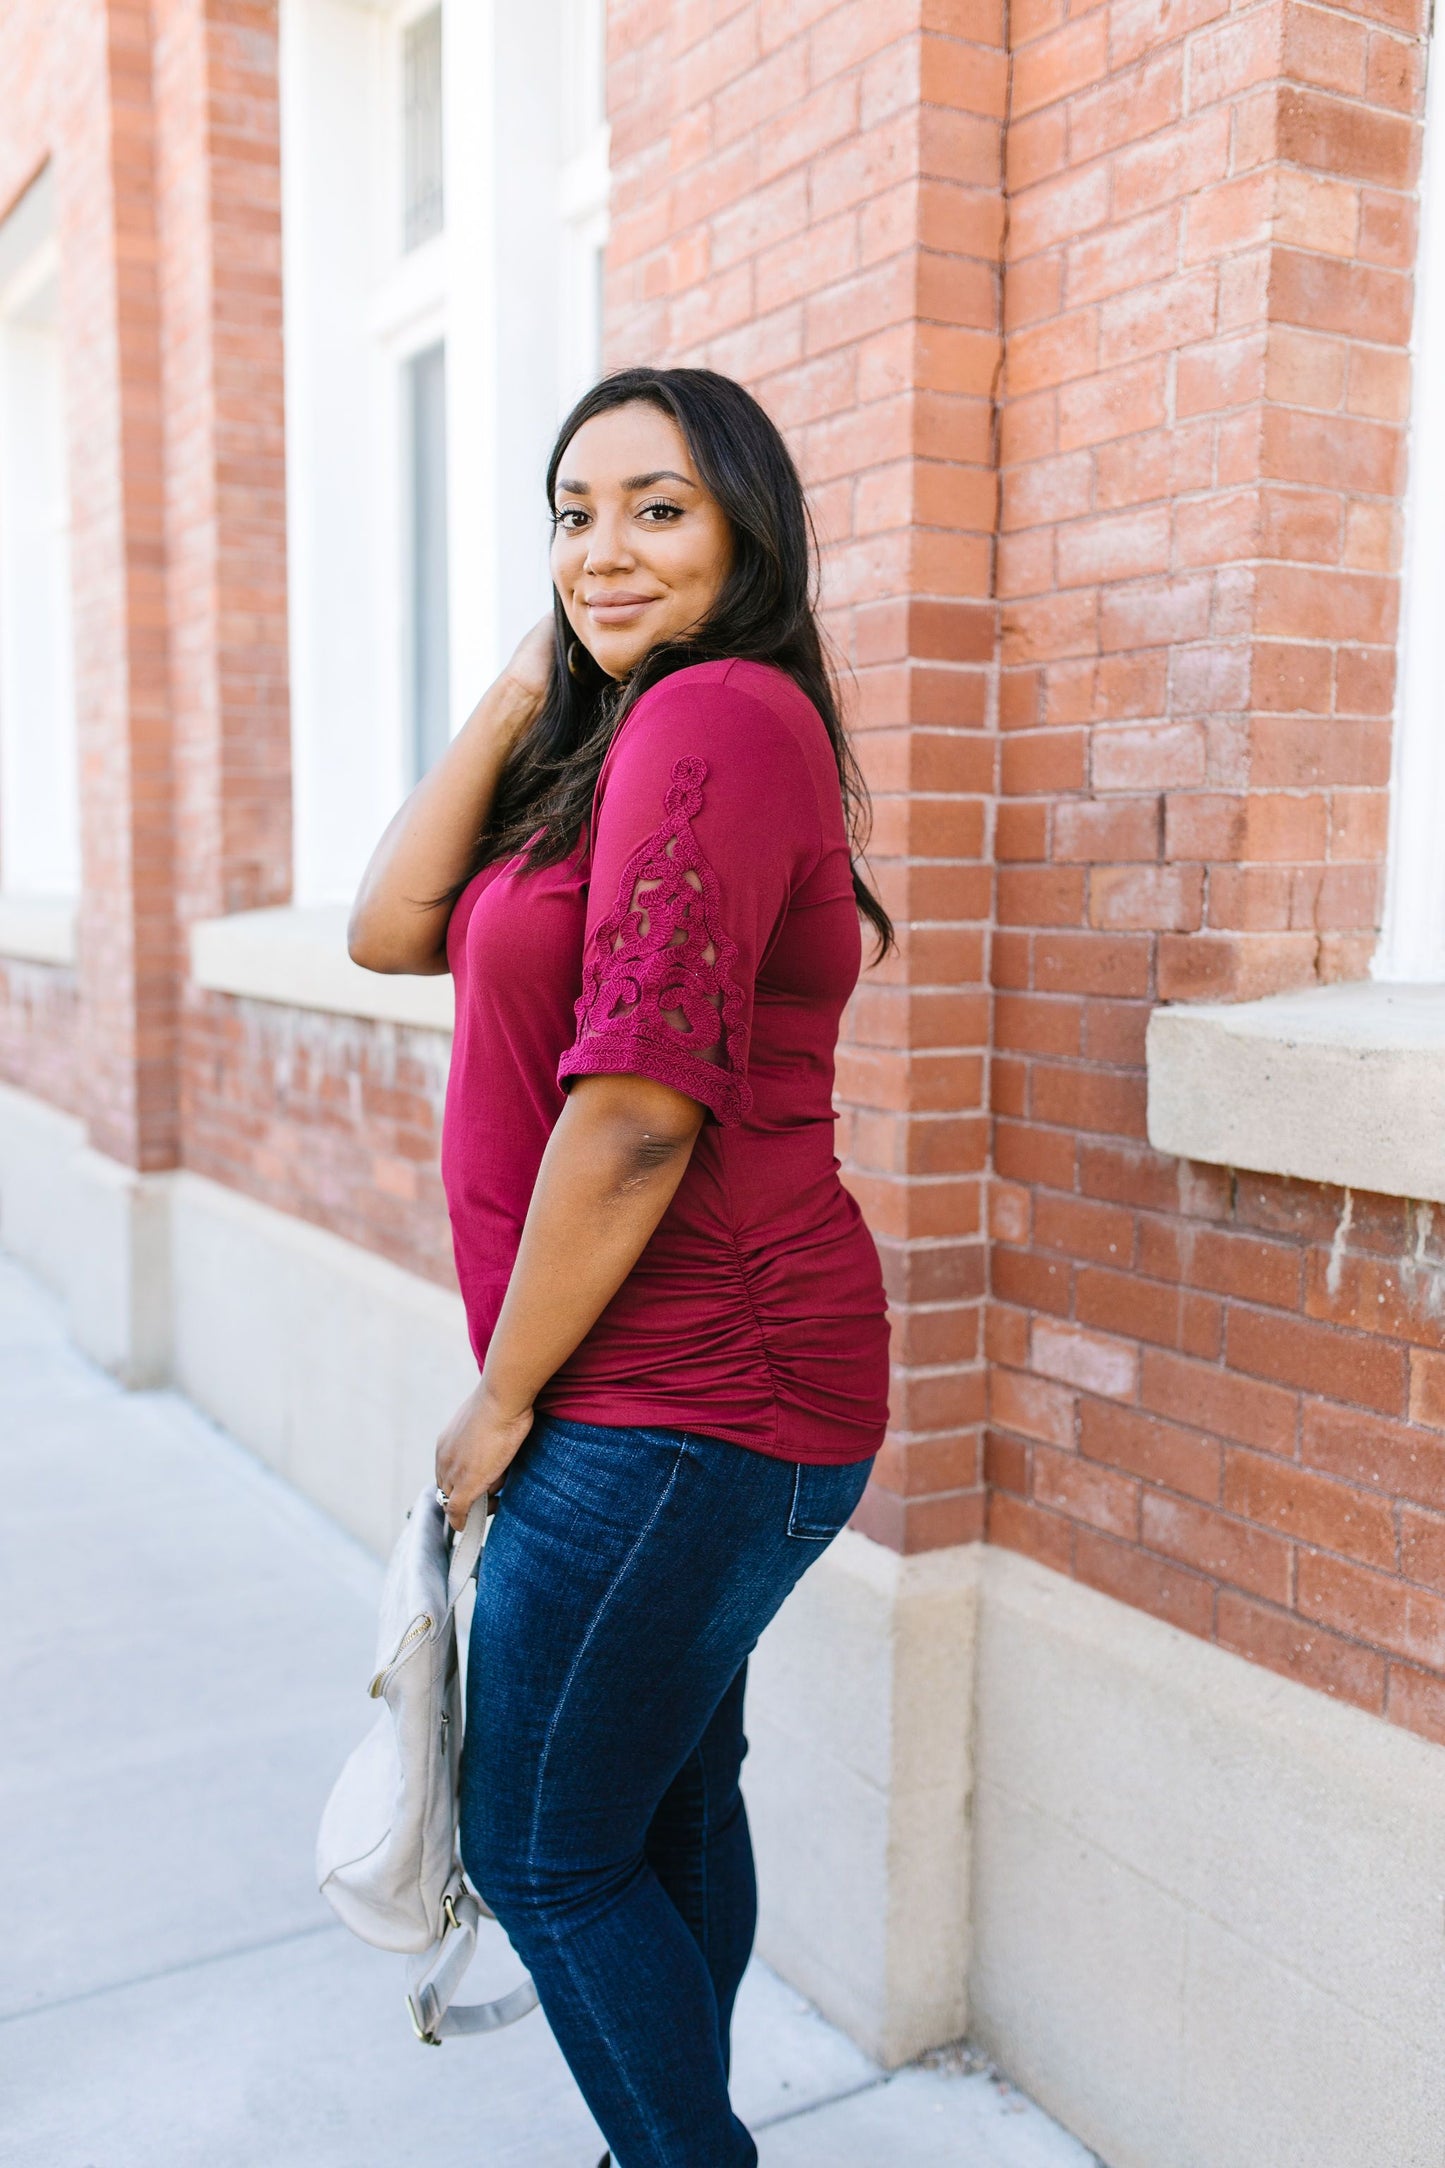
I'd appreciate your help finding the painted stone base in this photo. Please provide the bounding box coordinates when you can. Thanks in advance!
[3,1077,1443,2164]
[970,1546,1445,2168]
[0,1084,172,1386]
[746,1531,977,2068]
[168,1172,477,1555]
[0,1083,474,1553]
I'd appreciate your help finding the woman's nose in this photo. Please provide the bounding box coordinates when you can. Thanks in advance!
[583,513,634,573]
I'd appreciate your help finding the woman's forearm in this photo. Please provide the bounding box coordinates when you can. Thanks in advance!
[348,668,540,975]
[479,1073,706,1420]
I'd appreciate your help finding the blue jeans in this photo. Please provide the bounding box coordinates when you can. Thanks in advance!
[458,1414,875,2168]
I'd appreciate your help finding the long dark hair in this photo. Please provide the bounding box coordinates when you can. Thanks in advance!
[443,365,893,960]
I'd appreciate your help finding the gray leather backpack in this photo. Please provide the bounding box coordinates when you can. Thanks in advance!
[315,1483,537,2044]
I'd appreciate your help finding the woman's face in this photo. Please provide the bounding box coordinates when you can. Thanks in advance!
[550,402,734,681]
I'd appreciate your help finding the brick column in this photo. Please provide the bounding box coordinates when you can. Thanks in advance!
[58,0,179,1173]
[988,0,1438,1727]
[151,0,291,934]
[606,0,1007,1552]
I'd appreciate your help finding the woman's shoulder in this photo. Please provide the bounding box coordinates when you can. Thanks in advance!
[629,654,812,713]
[590,658,846,880]
[615,657,828,773]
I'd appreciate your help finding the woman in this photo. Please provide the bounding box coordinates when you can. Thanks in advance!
[349,365,892,2167]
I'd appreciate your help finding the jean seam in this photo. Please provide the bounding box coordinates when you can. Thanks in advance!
[697,1741,711,1978]
[786,1461,804,1538]
[523,1432,692,2157]
[788,1461,841,1542]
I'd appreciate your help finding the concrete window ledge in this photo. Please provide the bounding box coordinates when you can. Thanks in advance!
[189,905,453,1033]
[1146,981,1445,1205]
[0,892,77,966]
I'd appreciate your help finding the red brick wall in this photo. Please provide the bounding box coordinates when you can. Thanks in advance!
[606,0,1009,1552]
[0,0,291,1166]
[997,0,1419,1005]
[181,990,455,1288]
[0,959,82,1118]
[600,0,1445,1748]
[987,0,1442,1746]
[152,0,291,932]
[0,0,176,1163]
[70,0,181,1171]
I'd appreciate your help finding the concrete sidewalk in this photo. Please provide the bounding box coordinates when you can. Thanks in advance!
[0,1252,1097,2168]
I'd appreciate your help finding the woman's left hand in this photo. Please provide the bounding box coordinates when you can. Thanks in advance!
[435,1380,535,1531]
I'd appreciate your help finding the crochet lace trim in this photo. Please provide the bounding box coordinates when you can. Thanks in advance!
[565,755,751,1124]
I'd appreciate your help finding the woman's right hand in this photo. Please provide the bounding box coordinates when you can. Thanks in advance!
[348,612,560,975]
[499,614,560,719]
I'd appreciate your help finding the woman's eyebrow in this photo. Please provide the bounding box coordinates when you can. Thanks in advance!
[554,469,698,498]
[623,469,697,490]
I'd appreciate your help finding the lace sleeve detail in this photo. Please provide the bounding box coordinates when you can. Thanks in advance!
[557,755,753,1125]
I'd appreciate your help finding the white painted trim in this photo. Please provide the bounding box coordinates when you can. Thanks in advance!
[0,173,80,901]
[1376,25,1445,982]
[0,891,75,965]
[279,0,402,907]
[189,903,453,1030]
[363,230,447,346]
[0,231,59,317]
[1146,981,1445,1201]
[557,132,610,224]
[280,0,609,906]
[0,165,56,298]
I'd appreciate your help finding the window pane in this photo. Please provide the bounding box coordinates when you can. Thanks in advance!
[408,341,450,781]
[403,8,444,252]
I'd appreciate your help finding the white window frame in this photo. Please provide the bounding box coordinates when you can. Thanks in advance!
[558,0,611,412]
[368,0,450,796]
[279,0,610,909]
[1376,25,1445,983]
[0,162,80,921]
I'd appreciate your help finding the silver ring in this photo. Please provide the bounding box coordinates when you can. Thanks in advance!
[435,1485,450,1509]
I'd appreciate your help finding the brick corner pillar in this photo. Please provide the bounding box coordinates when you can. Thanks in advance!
[996,0,1425,1022]
[35,0,291,1383]
[989,0,1429,1578]
[152,0,292,940]
[52,0,291,1176]
[59,0,179,1177]
[605,0,1008,1559]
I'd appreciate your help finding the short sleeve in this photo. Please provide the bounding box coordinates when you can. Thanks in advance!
[556,668,821,1127]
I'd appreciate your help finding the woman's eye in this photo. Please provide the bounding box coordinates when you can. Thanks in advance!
[553,507,588,532]
[638,501,683,522]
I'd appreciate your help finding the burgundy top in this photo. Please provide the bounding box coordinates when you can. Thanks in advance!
[440,657,890,1465]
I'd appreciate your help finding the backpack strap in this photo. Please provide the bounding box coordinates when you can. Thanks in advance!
[444,1493,490,1614]
[405,1885,538,2045]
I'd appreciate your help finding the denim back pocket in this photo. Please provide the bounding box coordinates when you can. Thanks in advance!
[786,1456,875,1543]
